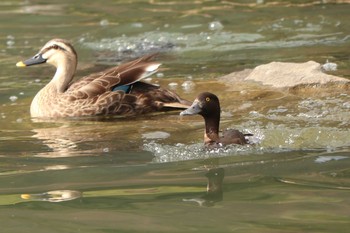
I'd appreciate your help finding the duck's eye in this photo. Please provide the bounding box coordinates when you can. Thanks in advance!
[206,97,210,102]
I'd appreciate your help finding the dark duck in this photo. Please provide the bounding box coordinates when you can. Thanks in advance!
[180,92,252,147]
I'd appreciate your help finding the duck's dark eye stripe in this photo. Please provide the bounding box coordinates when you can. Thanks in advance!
[50,44,66,51]
[42,44,66,53]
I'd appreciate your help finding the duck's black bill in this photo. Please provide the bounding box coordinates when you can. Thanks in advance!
[16,54,47,67]
[180,100,201,116]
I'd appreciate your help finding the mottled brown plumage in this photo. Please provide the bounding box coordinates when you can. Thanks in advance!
[16,38,190,118]
[180,92,252,147]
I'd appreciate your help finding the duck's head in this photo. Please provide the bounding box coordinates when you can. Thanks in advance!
[16,39,77,69]
[180,92,221,118]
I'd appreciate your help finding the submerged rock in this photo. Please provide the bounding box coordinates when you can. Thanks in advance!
[219,61,349,89]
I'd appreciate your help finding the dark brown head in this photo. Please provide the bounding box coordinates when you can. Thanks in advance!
[180,92,221,119]
[181,92,252,146]
[180,92,221,144]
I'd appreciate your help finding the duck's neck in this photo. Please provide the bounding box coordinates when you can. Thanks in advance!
[50,60,76,93]
[203,113,220,144]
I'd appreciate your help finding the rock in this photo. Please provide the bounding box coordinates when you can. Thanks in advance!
[219,61,349,88]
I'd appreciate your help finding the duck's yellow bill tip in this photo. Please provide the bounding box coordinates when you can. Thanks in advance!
[16,61,26,67]
[21,194,31,199]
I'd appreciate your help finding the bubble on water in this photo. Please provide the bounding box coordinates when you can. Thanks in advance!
[322,60,337,72]
[297,111,328,119]
[294,19,304,25]
[181,24,202,29]
[142,131,170,140]
[315,155,348,163]
[44,165,70,171]
[298,99,325,109]
[168,82,178,89]
[176,35,188,41]
[267,106,288,114]
[16,118,23,123]
[131,22,143,28]
[249,111,263,118]
[221,111,233,118]
[100,19,109,26]
[237,102,253,111]
[209,21,224,31]
[156,72,164,78]
[7,40,15,47]
[79,37,86,43]
[6,35,15,47]
[103,148,109,153]
[9,96,18,102]
[247,129,265,145]
[181,80,195,91]
[342,102,350,109]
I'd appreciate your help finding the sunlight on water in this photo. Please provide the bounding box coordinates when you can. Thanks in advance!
[21,190,82,203]
[80,12,348,64]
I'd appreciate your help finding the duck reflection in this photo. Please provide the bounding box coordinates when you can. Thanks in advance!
[21,190,82,202]
[30,118,148,158]
[183,167,225,207]
[31,123,107,158]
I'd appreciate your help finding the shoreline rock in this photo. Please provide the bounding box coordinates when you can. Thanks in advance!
[219,61,350,89]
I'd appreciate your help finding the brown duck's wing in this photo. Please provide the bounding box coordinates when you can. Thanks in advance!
[220,129,250,145]
[60,84,189,117]
[130,82,192,110]
[58,90,140,117]
[66,54,160,98]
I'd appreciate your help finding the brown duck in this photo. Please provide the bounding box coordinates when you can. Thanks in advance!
[180,92,252,147]
[16,38,190,118]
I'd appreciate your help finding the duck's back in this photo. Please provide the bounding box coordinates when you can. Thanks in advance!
[220,129,250,145]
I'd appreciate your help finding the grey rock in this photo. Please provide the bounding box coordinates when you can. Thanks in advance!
[219,61,349,88]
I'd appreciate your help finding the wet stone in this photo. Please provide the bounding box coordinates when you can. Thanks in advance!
[219,61,350,89]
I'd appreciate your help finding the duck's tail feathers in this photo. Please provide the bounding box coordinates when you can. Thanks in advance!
[163,101,192,110]
[140,63,161,80]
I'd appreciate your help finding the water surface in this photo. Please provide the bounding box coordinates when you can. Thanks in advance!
[0,0,350,232]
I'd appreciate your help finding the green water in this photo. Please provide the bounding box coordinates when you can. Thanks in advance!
[0,0,350,232]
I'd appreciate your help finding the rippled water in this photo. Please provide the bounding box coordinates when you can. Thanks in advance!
[1,1,350,232]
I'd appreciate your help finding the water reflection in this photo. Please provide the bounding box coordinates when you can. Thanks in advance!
[29,117,156,158]
[31,123,106,158]
[32,126,81,158]
[12,167,225,206]
[21,190,82,202]
[183,167,225,207]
